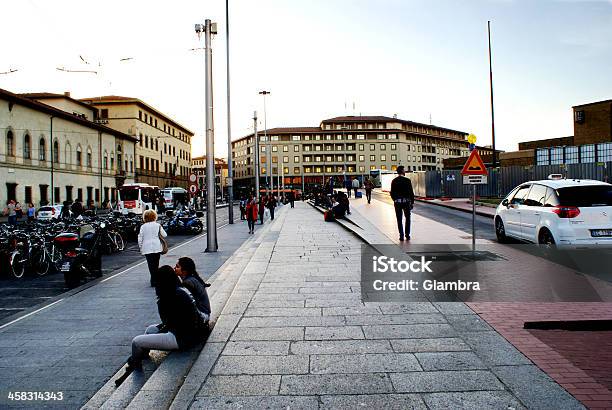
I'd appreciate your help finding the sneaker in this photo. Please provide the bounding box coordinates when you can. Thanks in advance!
[406,235,411,241]
[399,236,405,241]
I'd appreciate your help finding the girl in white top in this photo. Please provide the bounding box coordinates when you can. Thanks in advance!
[138,209,168,287]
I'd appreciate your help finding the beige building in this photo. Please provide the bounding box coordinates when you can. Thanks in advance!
[231,115,470,193]
[0,89,136,207]
[79,96,194,189]
[192,156,228,199]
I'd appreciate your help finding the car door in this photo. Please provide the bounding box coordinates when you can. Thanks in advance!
[521,184,547,242]
[505,185,531,239]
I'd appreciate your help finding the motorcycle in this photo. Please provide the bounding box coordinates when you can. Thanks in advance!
[162,210,204,235]
[54,224,102,288]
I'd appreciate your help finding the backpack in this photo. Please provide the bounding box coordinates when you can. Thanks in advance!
[324,210,335,222]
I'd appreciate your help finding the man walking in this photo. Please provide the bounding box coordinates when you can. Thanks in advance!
[390,166,415,241]
[344,177,352,198]
[289,190,295,208]
[352,177,360,197]
[267,194,277,220]
[364,177,374,204]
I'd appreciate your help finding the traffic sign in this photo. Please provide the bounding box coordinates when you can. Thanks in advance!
[463,175,488,185]
[189,184,198,194]
[460,149,488,176]
[189,173,197,183]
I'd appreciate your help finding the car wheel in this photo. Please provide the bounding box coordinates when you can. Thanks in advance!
[495,217,507,243]
[538,228,556,245]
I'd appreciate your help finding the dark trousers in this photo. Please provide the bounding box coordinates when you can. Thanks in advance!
[394,202,412,239]
[269,207,275,220]
[290,200,294,208]
[247,218,255,232]
[259,209,264,224]
[145,253,161,286]
[366,189,372,204]
[346,188,351,198]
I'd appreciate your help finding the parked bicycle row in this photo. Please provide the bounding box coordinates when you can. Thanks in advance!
[0,208,205,285]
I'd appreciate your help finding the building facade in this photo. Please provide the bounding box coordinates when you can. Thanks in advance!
[192,156,228,199]
[79,96,193,189]
[231,115,470,194]
[0,89,136,207]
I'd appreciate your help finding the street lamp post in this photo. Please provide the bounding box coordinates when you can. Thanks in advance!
[50,116,55,204]
[225,0,234,223]
[258,90,270,194]
[195,19,218,252]
[253,111,260,200]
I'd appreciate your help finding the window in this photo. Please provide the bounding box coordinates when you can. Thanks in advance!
[580,145,595,163]
[23,134,31,159]
[261,146,266,152]
[391,144,397,150]
[87,148,92,168]
[598,143,612,162]
[76,146,82,166]
[381,144,386,151]
[294,156,299,163]
[565,146,579,164]
[104,151,108,169]
[314,145,321,151]
[536,148,549,165]
[39,137,46,161]
[100,109,108,119]
[6,130,14,156]
[283,167,289,174]
[391,154,397,161]
[357,134,365,140]
[283,156,289,163]
[53,140,59,163]
[370,165,376,170]
[293,167,300,174]
[359,166,365,172]
[359,144,364,151]
[370,155,376,161]
[525,184,547,207]
[144,113,148,123]
[510,185,531,205]
[283,145,288,152]
[292,135,300,141]
[139,111,142,120]
[293,145,299,152]
[272,156,278,163]
[139,133,143,146]
[370,144,375,151]
[550,147,563,165]
[381,154,387,161]
[359,155,365,161]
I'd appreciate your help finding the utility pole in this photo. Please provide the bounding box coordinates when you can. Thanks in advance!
[50,116,55,204]
[196,20,218,252]
[253,111,260,201]
[225,0,234,223]
[258,90,270,193]
[488,21,497,169]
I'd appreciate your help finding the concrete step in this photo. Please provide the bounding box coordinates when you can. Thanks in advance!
[82,210,283,410]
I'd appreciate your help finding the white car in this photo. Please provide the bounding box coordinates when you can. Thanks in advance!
[495,177,612,245]
[37,204,64,220]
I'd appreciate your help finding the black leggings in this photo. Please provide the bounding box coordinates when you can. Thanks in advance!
[145,253,161,285]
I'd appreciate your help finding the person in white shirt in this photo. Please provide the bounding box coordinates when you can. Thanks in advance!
[138,210,168,287]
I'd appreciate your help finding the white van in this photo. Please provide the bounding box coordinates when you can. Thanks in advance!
[161,187,188,210]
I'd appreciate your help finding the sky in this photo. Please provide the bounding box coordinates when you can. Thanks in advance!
[1,0,611,158]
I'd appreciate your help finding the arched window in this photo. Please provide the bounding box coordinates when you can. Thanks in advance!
[110,152,115,170]
[65,143,72,165]
[39,137,46,161]
[76,145,82,166]
[86,147,92,168]
[6,130,14,156]
[104,150,108,170]
[24,134,31,159]
[53,140,59,163]
[117,144,122,171]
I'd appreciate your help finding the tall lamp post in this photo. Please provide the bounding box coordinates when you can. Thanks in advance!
[50,116,55,204]
[258,90,270,194]
[195,20,218,252]
[225,0,234,223]
[253,111,260,200]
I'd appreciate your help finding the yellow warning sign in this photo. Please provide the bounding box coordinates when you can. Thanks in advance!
[460,149,488,175]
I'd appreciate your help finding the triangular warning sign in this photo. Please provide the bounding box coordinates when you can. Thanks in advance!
[460,149,488,175]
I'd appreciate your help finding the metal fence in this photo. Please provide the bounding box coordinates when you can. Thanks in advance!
[407,162,612,198]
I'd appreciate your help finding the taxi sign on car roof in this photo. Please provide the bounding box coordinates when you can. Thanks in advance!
[461,149,488,176]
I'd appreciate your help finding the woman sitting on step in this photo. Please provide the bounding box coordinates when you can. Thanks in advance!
[127,265,208,370]
[174,256,211,323]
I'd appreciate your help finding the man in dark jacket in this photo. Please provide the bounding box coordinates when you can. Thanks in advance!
[390,165,415,241]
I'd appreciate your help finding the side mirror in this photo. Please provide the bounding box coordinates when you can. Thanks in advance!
[501,199,509,207]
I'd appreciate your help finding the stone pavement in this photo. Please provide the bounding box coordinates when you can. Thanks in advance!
[416,197,496,219]
[173,201,582,409]
[0,213,253,409]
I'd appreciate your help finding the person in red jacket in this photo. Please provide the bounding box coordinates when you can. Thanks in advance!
[245,195,258,234]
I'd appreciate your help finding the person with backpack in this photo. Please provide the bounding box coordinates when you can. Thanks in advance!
[390,165,415,241]
[266,194,277,220]
[174,257,211,323]
[364,177,374,204]
[127,265,208,370]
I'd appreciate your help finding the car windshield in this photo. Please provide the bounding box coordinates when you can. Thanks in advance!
[119,189,139,201]
[557,185,612,207]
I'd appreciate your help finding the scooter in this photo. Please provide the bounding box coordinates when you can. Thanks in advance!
[163,210,204,235]
[54,224,102,288]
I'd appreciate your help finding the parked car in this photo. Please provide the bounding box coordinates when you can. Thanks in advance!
[495,175,612,245]
[37,204,64,220]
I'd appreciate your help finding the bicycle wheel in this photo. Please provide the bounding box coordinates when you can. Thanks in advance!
[10,251,25,279]
[34,249,51,276]
[113,232,125,252]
